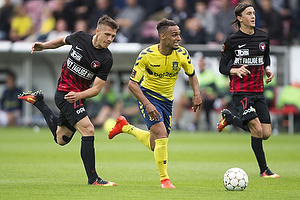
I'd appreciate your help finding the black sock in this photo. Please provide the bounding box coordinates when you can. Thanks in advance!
[35,100,58,142]
[227,115,250,132]
[81,136,98,184]
[251,136,267,174]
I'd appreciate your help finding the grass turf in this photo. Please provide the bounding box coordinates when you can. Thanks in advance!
[0,127,299,200]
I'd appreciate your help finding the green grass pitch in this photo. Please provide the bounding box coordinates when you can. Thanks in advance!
[0,127,299,200]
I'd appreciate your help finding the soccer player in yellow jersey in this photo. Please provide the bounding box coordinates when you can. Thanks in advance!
[109,18,202,188]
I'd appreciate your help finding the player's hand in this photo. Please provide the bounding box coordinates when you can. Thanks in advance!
[265,68,274,84]
[145,103,161,121]
[31,42,44,54]
[192,93,202,112]
[231,65,251,78]
[64,91,79,103]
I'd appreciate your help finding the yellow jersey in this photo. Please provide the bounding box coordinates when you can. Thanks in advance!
[130,44,195,101]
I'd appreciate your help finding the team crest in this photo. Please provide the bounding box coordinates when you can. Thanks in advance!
[91,60,100,69]
[172,62,179,70]
[259,42,266,52]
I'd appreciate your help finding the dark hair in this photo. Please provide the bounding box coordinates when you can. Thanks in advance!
[97,14,119,30]
[231,3,254,28]
[156,18,177,34]
[7,70,16,81]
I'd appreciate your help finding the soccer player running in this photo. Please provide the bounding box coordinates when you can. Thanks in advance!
[109,18,202,188]
[217,3,279,178]
[18,15,119,186]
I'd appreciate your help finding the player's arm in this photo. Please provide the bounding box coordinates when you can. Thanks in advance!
[128,79,161,121]
[31,36,67,54]
[188,74,202,112]
[64,77,106,103]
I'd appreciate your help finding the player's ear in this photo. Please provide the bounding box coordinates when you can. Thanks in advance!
[95,28,99,34]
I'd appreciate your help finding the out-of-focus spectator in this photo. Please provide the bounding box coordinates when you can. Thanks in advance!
[9,4,33,42]
[115,81,141,124]
[74,18,88,32]
[70,0,95,21]
[164,0,192,31]
[88,0,116,34]
[46,18,71,41]
[254,0,283,45]
[181,17,206,44]
[52,0,75,32]
[193,0,216,42]
[36,6,56,41]
[139,0,164,18]
[0,70,22,126]
[87,80,119,128]
[115,0,146,43]
[174,57,217,131]
[139,20,159,44]
[214,0,235,43]
[0,0,14,40]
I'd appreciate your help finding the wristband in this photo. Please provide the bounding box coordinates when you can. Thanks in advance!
[265,66,271,70]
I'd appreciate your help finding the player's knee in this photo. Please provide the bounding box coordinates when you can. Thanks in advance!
[263,132,271,140]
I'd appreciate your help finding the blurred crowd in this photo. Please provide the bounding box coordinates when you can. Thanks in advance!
[0,0,299,45]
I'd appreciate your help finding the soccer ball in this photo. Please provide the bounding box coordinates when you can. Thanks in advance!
[103,118,116,133]
[223,168,248,191]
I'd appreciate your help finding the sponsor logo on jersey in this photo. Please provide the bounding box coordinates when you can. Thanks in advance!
[242,106,256,116]
[150,64,161,67]
[91,60,100,69]
[238,44,246,48]
[67,58,95,80]
[233,56,264,66]
[71,49,82,61]
[76,107,85,114]
[259,42,266,52]
[146,68,179,78]
[235,49,249,56]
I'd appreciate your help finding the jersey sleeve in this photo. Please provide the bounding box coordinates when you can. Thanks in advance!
[96,56,113,81]
[130,51,147,83]
[219,37,233,75]
[180,47,195,76]
[264,37,271,68]
[65,31,83,45]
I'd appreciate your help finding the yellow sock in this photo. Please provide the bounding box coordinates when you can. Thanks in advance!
[154,138,169,181]
[122,124,151,150]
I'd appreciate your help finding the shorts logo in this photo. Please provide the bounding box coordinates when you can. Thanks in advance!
[242,106,255,116]
[91,60,100,69]
[259,42,266,52]
[76,107,85,114]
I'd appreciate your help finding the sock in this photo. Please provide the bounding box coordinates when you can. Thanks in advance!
[154,138,169,181]
[228,115,250,132]
[35,100,58,142]
[251,136,267,174]
[81,136,98,184]
[122,124,151,150]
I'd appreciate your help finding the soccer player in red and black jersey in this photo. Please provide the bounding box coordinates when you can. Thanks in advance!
[18,15,119,185]
[217,3,280,178]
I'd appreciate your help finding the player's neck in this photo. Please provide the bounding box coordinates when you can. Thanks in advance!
[158,44,173,56]
[92,35,103,49]
[239,26,255,35]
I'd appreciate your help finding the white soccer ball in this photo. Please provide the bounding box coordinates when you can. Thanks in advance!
[223,167,248,191]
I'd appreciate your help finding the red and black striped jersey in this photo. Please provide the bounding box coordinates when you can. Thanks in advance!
[219,28,270,93]
[57,31,113,92]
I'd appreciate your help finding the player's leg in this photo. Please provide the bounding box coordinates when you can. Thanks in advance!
[18,91,59,142]
[75,116,116,186]
[149,122,175,188]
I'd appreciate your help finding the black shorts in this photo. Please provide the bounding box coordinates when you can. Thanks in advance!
[232,92,271,125]
[54,90,88,127]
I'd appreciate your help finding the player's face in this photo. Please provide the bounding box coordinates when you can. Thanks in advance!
[164,26,181,50]
[239,7,256,28]
[94,24,117,49]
